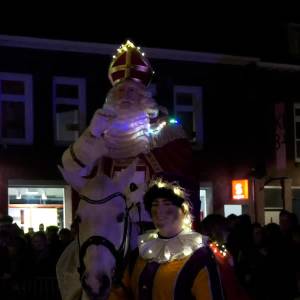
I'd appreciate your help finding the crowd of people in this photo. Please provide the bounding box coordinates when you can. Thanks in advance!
[199,210,300,300]
[0,209,299,299]
[0,216,73,299]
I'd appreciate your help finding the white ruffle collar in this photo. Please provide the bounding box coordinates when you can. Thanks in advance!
[138,229,206,263]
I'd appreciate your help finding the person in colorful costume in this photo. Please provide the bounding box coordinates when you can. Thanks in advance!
[60,40,198,223]
[201,214,253,300]
[110,179,224,300]
[57,41,199,300]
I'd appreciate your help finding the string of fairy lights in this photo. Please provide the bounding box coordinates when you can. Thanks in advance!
[209,241,228,257]
[111,40,180,136]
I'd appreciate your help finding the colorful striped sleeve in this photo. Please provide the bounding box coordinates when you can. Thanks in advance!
[174,246,224,300]
[191,267,213,300]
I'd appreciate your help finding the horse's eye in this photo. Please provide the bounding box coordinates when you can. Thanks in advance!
[116,213,125,223]
[130,182,138,192]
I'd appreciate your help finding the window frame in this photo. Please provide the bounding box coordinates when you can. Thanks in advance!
[173,85,203,147]
[0,72,33,145]
[293,103,300,162]
[52,76,86,146]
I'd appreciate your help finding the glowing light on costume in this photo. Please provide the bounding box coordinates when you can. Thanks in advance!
[148,121,167,135]
[209,241,228,258]
[151,178,186,199]
[173,186,182,196]
[195,236,203,245]
[165,251,171,260]
[156,181,166,188]
[169,118,178,124]
[148,118,179,136]
[150,232,158,239]
[183,216,191,226]
[139,230,204,262]
[183,247,192,256]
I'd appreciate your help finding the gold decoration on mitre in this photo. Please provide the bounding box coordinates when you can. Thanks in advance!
[108,40,154,87]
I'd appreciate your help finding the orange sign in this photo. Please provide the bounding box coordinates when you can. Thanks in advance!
[232,179,249,200]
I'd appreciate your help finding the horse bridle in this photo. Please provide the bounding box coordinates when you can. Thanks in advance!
[76,191,139,287]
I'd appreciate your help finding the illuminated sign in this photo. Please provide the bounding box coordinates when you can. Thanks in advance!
[232,179,249,200]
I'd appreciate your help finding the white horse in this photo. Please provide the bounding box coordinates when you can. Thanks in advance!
[57,160,148,300]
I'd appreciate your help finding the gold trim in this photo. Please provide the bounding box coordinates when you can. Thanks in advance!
[144,152,163,173]
[108,40,153,86]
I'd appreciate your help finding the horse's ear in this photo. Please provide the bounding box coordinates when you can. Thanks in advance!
[126,182,147,205]
[114,159,138,191]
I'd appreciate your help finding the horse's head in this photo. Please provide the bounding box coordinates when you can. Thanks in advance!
[75,160,142,299]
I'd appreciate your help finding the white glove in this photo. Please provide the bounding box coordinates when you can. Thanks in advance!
[88,107,117,138]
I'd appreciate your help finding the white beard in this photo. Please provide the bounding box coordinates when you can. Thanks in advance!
[103,105,151,159]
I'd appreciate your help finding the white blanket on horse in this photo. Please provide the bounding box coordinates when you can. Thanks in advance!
[56,240,82,300]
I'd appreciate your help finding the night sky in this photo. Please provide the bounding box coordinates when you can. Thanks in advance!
[0,10,300,63]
